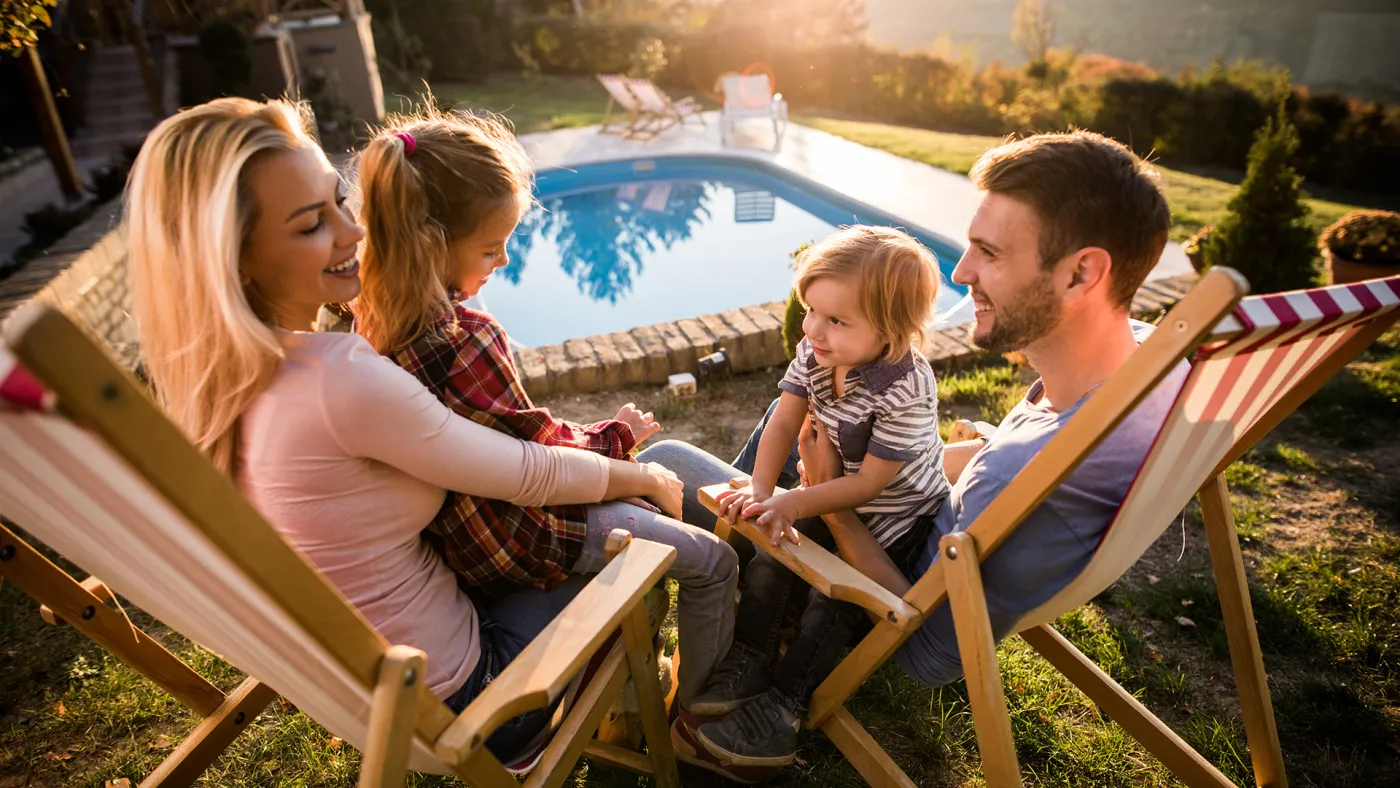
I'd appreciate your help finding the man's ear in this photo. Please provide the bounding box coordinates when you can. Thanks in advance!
[1063,246,1112,303]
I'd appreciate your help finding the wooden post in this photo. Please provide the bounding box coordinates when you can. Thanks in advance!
[941,532,1023,788]
[360,645,428,788]
[19,45,84,201]
[1199,475,1288,788]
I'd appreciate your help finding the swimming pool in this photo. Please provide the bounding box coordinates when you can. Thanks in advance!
[479,156,969,348]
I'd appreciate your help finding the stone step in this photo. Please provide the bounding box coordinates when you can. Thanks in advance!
[70,128,151,159]
[85,113,156,138]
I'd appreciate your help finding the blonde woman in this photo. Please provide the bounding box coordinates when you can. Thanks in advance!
[124,97,682,760]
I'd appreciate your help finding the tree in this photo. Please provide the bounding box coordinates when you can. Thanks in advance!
[1203,102,1318,294]
[3,0,82,200]
[1011,0,1058,64]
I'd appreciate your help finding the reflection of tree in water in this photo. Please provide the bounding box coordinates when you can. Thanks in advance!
[505,181,712,303]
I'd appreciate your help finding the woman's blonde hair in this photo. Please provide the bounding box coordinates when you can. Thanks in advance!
[126,97,318,474]
[794,225,939,362]
[354,105,534,354]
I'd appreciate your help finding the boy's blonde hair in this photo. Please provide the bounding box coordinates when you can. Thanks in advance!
[794,225,938,362]
[125,97,317,474]
[354,104,534,354]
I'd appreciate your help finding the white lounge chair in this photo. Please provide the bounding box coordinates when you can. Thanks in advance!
[596,74,649,138]
[720,74,788,147]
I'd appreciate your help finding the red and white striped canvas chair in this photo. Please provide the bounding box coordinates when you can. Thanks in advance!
[698,268,1400,787]
[0,304,682,788]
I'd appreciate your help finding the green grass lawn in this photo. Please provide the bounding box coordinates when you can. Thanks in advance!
[797,117,1372,242]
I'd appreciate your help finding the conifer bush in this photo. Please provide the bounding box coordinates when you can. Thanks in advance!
[1203,103,1318,294]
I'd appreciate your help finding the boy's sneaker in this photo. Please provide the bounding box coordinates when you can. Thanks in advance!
[670,709,777,784]
[689,646,770,716]
[695,692,800,768]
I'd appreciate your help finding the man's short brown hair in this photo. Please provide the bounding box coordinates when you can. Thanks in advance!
[969,130,1170,308]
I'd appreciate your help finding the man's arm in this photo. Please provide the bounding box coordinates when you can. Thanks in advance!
[943,439,986,486]
[796,417,913,595]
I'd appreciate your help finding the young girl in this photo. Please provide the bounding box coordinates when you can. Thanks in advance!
[688,225,952,769]
[352,107,737,711]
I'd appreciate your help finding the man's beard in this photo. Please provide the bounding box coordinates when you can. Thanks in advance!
[969,273,1063,353]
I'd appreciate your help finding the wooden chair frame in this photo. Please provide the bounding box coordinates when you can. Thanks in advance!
[698,269,1400,787]
[0,306,682,788]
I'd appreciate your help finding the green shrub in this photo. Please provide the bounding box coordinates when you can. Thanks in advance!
[783,289,805,361]
[1092,77,1182,156]
[512,17,670,78]
[1319,210,1400,266]
[1204,103,1317,294]
[371,0,504,83]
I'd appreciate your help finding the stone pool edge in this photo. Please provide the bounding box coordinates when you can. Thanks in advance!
[515,273,1199,398]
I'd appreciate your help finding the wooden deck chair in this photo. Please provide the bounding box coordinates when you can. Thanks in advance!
[698,268,1400,788]
[623,78,705,139]
[596,74,653,139]
[0,304,682,788]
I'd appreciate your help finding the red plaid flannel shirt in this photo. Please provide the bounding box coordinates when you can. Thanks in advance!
[390,298,636,590]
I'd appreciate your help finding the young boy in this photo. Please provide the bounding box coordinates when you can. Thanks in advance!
[689,225,952,768]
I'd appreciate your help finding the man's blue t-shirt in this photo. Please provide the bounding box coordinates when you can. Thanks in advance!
[896,321,1189,686]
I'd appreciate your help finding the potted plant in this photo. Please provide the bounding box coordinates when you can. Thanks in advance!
[1182,225,1212,273]
[1319,210,1400,285]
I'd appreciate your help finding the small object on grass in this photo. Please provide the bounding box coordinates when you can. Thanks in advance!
[695,348,731,389]
[667,372,697,398]
[1175,616,1196,628]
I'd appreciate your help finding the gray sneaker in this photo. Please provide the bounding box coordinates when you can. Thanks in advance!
[689,646,771,716]
[695,692,799,768]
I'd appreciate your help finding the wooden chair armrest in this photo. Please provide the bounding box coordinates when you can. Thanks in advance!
[433,533,675,764]
[697,483,920,628]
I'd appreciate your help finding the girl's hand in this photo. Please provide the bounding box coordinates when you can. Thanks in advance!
[743,494,802,546]
[615,403,661,443]
[642,462,684,519]
[715,486,766,524]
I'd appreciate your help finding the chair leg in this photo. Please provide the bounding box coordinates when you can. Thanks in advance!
[1020,624,1237,788]
[620,602,679,787]
[1199,474,1288,788]
[821,705,917,788]
[941,532,1023,788]
[142,678,279,787]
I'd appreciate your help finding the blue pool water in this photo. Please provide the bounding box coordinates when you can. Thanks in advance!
[482,157,967,348]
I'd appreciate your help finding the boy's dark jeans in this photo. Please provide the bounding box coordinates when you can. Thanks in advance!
[730,397,932,717]
[731,516,930,717]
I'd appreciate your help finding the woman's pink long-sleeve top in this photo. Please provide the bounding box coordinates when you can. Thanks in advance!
[239,331,611,697]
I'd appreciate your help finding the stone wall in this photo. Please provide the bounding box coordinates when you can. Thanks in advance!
[0,200,137,369]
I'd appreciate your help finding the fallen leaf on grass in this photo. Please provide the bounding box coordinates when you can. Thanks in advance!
[1175,616,1196,628]
[54,701,65,717]
[1147,575,1160,585]
[328,737,343,751]
[1145,648,1164,662]
[43,752,72,762]
[104,780,132,788]
[1180,599,1194,607]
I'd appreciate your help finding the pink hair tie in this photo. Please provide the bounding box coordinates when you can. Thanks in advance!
[395,131,416,156]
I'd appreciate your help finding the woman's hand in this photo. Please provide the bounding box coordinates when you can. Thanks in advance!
[797,413,843,487]
[715,485,767,524]
[641,461,684,519]
[615,403,661,443]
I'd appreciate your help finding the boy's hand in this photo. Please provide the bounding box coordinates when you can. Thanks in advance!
[615,403,661,443]
[715,485,767,524]
[743,494,802,546]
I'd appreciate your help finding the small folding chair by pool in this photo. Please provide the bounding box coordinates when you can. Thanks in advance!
[596,74,652,139]
[623,78,706,138]
[0,304,682,788]
[698,269,1400,787]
